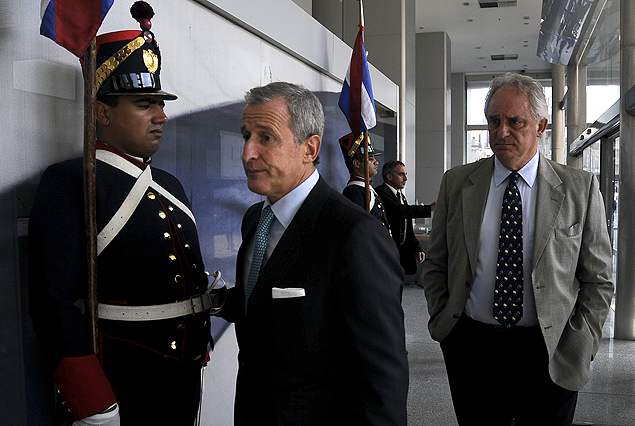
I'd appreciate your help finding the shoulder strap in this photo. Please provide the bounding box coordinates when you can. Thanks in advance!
[346,180,377,209]
[95,150,197,255]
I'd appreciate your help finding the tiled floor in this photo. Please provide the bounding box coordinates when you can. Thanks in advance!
[402,284,635,426]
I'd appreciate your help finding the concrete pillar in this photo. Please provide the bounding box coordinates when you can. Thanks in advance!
[615,0,635,340]
[415,32,450,205]
[312,0,342,38]
[552,64,566,163]
[451,73,466,168]
[566,64,584,168]
[340,0,417,198]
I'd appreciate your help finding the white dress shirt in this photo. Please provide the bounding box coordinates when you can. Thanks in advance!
[465,152,539,326]
[242,169,320,289]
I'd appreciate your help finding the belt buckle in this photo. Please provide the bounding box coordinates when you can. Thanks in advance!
[189,293,212,315]
[189,270,227,316]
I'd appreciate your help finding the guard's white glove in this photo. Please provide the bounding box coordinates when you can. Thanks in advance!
[72,403,120,426]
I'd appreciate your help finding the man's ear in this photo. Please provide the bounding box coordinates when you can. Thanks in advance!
[95,101,110,126]
[537,117,548,137]
[302,135,321,164]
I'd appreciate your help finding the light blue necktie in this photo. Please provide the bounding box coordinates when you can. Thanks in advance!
[493,172,523,329]
[245,206,275,310]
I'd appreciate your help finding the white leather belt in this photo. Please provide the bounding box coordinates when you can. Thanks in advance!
[98,271,225,322]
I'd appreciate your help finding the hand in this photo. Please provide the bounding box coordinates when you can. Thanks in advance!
[417,252,425,263]
[429,201,437,212]
[73,404,120,426]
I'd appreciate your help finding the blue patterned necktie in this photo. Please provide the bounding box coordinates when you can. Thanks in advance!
[493,172,523,329]
[245,206,275,309]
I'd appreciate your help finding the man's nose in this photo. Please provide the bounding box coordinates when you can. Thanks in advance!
[242,137,257,162]
[152,105,168,123]
[496,121,511,138]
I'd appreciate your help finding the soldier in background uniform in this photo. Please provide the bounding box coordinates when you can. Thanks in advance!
[340,133,390,233]
[28,3,224,425]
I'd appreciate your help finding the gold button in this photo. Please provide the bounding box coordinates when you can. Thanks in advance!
[164,232,171,241]
[194,355,202,360]
[168,254,177,262]
[204,270,210,276]
[147,192,156,200]
[192,264,197,269]
[168,205,174,211]
[177,223,182,229]
[177,323,185,329]
[175,275,182,283]
[171,341,177,350]
[184,244,190,250]
[158,211,166,219]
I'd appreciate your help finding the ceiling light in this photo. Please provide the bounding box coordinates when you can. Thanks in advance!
[491,54,518,60]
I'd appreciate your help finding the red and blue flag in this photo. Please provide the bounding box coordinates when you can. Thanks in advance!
[40,0,114,57]
[338,27,377,137]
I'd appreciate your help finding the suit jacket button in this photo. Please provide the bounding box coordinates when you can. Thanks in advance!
[453,313,460,319]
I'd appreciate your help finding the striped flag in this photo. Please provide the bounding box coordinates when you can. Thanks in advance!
[338,27,377,137]
[40,0,114,57]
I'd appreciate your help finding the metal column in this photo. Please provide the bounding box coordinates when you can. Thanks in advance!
[615,0,635,340]
[552,64,566,163]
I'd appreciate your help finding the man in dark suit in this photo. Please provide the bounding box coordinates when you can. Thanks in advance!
[220,81,409,426]
[422,73,613,425]
[376,160,436,275]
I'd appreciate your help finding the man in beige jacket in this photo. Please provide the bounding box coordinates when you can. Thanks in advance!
[422,73,613,425]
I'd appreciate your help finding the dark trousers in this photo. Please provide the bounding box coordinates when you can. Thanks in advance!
[440,314,578,426]
[102,338,204,426]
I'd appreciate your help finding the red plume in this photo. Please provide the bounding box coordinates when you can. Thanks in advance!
[130,1,155,31]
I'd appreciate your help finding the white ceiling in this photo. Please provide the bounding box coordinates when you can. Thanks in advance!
[416,0,552,74]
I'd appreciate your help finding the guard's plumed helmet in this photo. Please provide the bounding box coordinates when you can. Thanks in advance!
[92,1,177,100]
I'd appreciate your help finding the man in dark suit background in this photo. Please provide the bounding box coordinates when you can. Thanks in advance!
[376,160,436,275]
[220,81,409,426]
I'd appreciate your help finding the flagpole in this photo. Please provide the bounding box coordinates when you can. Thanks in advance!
[83,37,99,355]
[358,0,371,212]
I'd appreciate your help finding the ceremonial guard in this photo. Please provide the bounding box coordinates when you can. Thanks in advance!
[340,132,390,232]
[29,3,224,425]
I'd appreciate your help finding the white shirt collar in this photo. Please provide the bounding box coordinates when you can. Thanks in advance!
[494,151,539,188]
[263,169,319,230]
[384,182,400,197]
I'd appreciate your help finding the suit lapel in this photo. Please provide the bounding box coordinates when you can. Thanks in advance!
[532,155,564,269]
[255,178,328,291]
[463,157,493,276]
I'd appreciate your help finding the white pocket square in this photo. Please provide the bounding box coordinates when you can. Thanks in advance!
[272,287,306,299]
